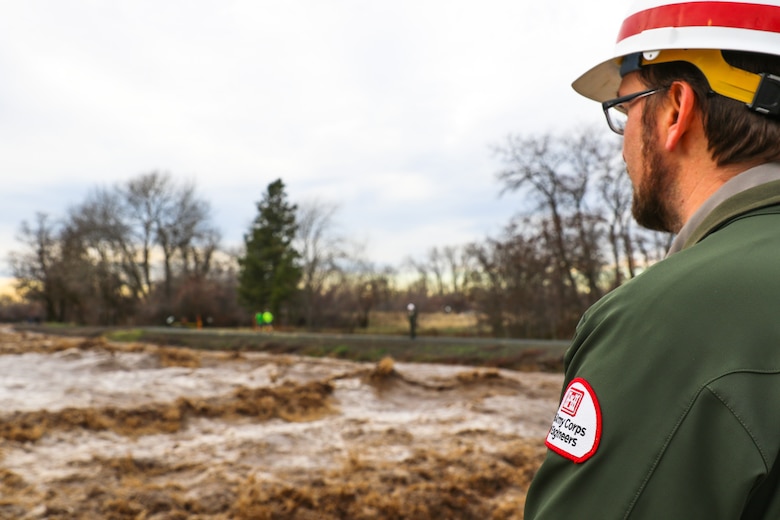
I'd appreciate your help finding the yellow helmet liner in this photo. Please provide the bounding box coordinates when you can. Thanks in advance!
[619,48,780,116]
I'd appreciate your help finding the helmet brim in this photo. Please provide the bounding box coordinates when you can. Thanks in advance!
[572,57,622,103]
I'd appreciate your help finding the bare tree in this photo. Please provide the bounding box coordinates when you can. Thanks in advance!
[8,213,64,321]
[64,188,142,323]
[564,131,622,300]
[402,256,430,299]
[123,171,172,297]
[487,127,673,337]
[495,133,587,308]
[319,240,394,330]
[467,219,571,339]
[598,163,636,284]
[426,247,447,297]
[121,171,218,304]
[8,171,221,325]
[295,199,346,329]
[441,245,471,296]
[404,244,474,313]
[165,182,217,278]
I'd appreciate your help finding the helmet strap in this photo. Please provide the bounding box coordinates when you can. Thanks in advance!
[752,74,780,117]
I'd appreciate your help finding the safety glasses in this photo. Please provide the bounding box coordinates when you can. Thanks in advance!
[601,87,666,135]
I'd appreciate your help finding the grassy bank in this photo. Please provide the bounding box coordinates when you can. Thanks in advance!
[12,312,568,372]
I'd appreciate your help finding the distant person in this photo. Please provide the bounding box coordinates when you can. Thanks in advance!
[525,1,780,518]
[262,310,274,332]
[254,311,263,331]
[407,303,418,339]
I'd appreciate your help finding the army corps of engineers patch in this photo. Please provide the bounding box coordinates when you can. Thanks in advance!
[545,377,602,463]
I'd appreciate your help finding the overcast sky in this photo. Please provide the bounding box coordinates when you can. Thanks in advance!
[0,0,629,283]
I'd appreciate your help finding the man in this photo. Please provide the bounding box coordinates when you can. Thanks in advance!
[525,1,780,518]
[407,303,418,339]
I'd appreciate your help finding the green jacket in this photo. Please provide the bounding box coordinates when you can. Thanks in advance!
[525,178,780,519]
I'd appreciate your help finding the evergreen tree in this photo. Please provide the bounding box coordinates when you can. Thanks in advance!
[238,179,302,321]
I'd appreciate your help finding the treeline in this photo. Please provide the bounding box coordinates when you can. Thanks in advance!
[6,129,670,338]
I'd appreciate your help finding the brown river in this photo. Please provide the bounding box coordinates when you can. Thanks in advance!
[0,327,562,519]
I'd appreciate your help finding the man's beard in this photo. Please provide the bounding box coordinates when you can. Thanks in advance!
[631,113,681,233]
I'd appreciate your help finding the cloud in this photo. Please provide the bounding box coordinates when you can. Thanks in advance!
[0,0,629,273]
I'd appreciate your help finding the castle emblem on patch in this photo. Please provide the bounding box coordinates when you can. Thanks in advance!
[560,386,584,416]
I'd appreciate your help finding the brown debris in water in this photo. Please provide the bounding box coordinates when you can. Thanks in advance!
[0,381,334,442]
[0,439,544,519]
[364,356,398,388]
[232,440,545,520]
[158,346,202,368]
[0,329,204,369]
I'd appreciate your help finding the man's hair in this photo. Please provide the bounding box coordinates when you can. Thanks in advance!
[639,51,780,166]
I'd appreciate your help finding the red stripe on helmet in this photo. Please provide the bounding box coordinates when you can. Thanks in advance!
[618,1,780,42]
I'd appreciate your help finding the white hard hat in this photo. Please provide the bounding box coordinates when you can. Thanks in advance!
[573,0,780,115]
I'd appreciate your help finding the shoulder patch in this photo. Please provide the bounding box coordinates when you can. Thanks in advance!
[545,377,602,463]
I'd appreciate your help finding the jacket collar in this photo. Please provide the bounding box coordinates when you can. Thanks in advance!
[668,163,780,255]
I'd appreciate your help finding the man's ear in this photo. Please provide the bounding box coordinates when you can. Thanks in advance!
[664,81,698,151]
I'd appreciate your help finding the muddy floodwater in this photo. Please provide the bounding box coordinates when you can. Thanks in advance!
[0,327,562,519]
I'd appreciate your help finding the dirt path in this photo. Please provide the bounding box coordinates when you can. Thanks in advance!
[0,327,561,519]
